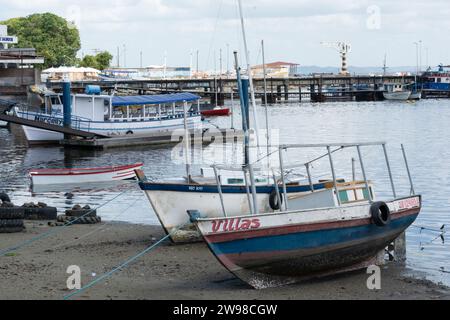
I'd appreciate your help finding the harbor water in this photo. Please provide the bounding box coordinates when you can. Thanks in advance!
[1,99,449,286]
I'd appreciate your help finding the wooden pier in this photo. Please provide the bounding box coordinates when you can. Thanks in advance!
[45,75,449,105]
[60,128,244,150]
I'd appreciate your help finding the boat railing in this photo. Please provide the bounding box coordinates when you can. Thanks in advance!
[14,107,90,131]
[211,142,415,216]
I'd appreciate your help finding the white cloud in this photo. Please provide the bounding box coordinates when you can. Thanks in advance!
[0,0,448,68]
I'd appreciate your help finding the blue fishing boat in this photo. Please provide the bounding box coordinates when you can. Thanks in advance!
[189,142,422,289]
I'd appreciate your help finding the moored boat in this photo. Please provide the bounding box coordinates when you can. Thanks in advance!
[30,163,143,185]
[188,142,422,289]
[0,120,7,127]
[383,83,411,101]
[13,91,202,144]
[201,107,230,117]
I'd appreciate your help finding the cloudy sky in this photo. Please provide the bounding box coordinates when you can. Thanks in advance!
[0,0,449,70]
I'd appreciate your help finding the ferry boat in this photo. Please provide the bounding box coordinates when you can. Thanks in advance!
[13,89,202,144]
[422,65,450,91]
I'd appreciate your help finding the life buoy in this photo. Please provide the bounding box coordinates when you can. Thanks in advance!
[269,189,283,211]
[370,202,391,227]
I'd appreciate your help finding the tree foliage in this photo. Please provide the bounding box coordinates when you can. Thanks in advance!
[80,51,113,71]
[1,13,81,68]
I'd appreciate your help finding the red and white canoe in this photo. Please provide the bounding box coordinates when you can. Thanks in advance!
[29,163,144,185]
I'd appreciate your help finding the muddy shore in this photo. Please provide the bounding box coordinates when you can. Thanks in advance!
[0,221,449,300]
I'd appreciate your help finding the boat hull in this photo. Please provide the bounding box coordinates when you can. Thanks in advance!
[30,163,143,185]
[201,108,230,117]
[193,196,421,289]
[16,110,202,143]
[383,91,412,100]
[140,182,329,243]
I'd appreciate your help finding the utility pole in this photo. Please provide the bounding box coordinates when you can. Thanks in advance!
[123,44,126,68]
[117,46,120,68]
[226,43,230,78]
[196,50,199,73]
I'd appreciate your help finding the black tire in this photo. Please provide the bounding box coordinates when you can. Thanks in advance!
[0,227,25,234]
[65,209,97,218]
[269,189,283,211]
[57,215,101,225]
[0,207,25,220]
[371,202,391,227]
[0,192,11,203]
[23,207,57,220]
[0,219,24,228]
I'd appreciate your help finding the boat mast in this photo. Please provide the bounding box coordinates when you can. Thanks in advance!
[237,0,261,152]
[261,40,270,158]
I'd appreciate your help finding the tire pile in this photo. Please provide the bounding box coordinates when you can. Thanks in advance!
[22,202,57,220]
[0,193,25,234]
[57,205,102,225]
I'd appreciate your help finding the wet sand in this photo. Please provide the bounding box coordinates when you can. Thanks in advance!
[0,221,449,300]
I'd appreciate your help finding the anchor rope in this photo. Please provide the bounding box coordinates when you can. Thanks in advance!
[0,185,136,257]
[63,226,183,300]
[50,195,143,250]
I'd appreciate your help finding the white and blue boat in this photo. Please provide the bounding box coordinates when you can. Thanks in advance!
[189,142,422,289]
[13,90,202,144]
[422,65,450,91]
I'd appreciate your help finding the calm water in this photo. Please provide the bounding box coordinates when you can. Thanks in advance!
[1,99,449,285]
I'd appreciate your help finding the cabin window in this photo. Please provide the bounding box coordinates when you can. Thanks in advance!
[227,178,244,185]
[437,78,442,83]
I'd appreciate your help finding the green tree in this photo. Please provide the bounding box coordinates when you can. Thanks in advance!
[1,13,81,68]
[80,51,113,71]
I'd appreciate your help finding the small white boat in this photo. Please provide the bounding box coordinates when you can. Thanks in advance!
[383,83,411,101]
[29,163,143,186]
[0,120,7,128]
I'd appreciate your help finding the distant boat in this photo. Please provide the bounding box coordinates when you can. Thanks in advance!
[0,120,7,128]
[383,83,411,101]
[29,163,143,186]
[201,107,230,117]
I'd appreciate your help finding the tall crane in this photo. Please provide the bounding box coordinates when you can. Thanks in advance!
[321,42,352,75]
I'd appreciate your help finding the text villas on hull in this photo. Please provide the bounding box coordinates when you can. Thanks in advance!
[14,91,202,144]
[188,142,421,289]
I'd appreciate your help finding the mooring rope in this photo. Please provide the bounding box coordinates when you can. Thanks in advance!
[50,195,143,250]
[63,227,179,300]
[0,187,134,257]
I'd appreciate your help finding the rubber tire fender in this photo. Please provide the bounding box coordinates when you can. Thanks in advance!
[370,201,391,227]
[269,189,283,211]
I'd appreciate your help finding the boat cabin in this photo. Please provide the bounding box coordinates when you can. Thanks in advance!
[40,91,201,123]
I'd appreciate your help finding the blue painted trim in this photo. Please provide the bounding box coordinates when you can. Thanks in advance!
[139,181,326,194]
[209,214,418,255]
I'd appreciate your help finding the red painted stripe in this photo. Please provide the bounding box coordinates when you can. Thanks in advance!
[29,163,143,176]
[204,207,420,244]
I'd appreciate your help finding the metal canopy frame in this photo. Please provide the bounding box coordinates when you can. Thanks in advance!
[211,141,416,218]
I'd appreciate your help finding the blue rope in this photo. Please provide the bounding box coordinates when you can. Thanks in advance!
[0,189,130,257]
[63,231,174,300]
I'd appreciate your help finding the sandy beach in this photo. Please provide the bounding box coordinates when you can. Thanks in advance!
[0,221,449,300]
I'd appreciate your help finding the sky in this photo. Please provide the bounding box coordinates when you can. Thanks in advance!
[0,0,449,70]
